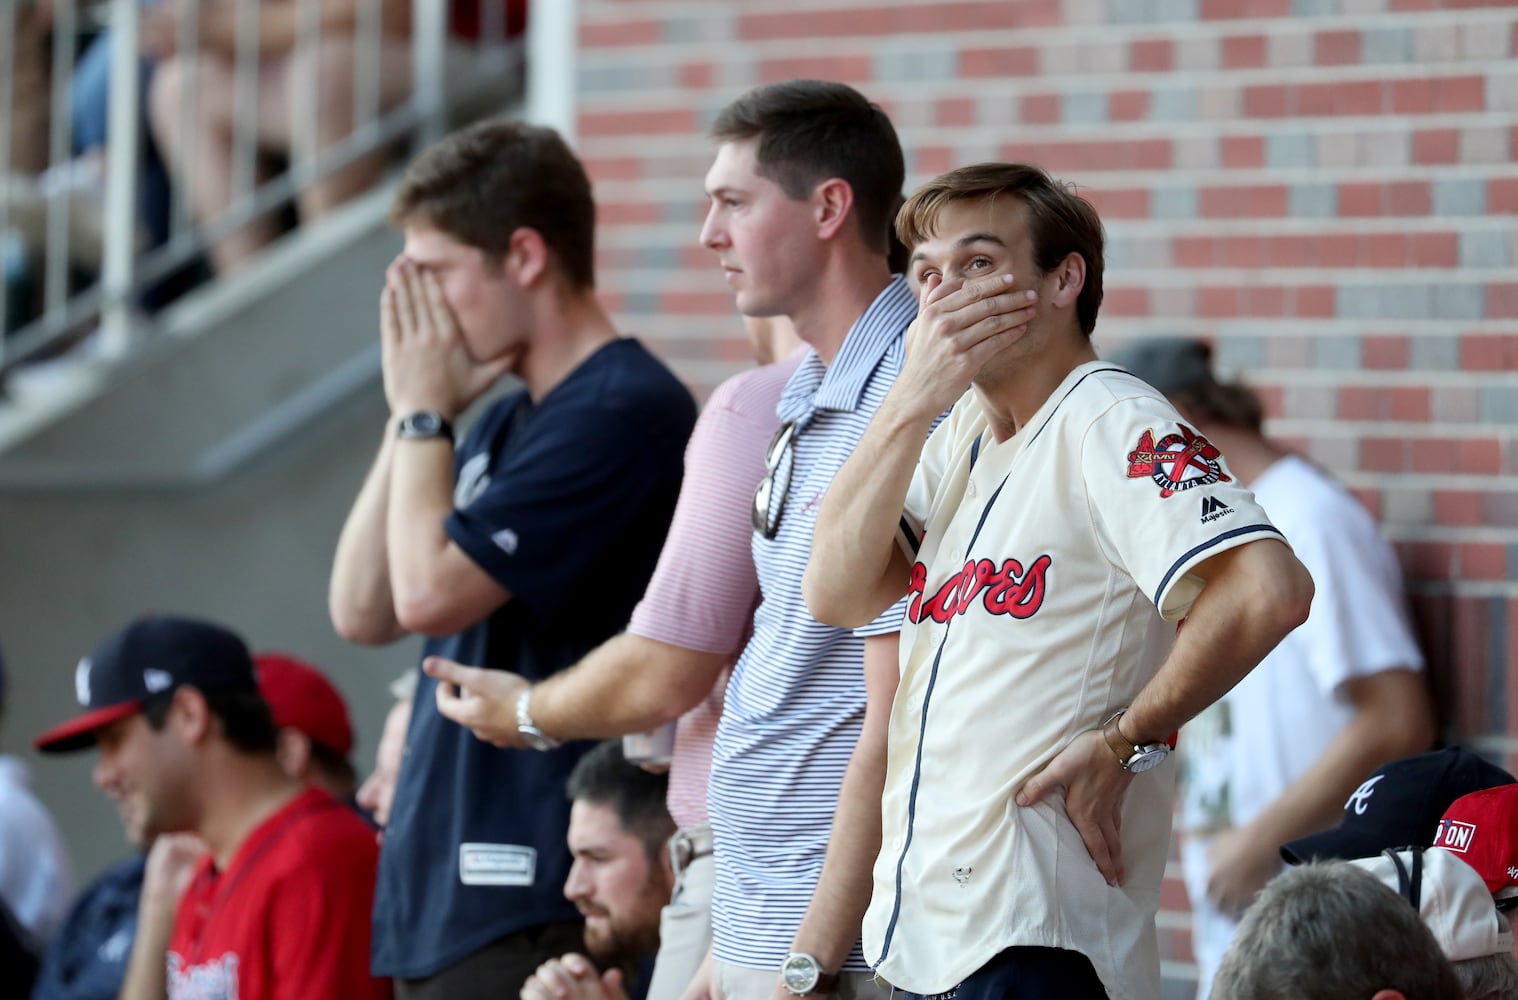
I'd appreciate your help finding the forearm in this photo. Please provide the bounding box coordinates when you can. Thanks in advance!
[386,437,460,627]
[786,635,897,970]
[1239,669,1434,845]
[805,391,935,628]
[329,425,407,645]
[1125,539,1313,744]
[119,897,175,1000]
[532,634,728,740]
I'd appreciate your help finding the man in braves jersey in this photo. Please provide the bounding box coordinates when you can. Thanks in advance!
[327,119,695,1000]
[34,615,387,1000]
[805,162,1315,1000]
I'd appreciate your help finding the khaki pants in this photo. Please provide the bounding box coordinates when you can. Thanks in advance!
[714,961,890,1000]
[646,826,716,1000]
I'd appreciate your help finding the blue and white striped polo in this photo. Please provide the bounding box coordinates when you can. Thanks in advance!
[708,275,917,973]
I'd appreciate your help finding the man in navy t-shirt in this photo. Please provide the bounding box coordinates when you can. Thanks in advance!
[329,120,696,1000]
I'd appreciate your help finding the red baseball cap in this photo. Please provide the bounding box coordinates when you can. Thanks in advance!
[254,652,354,757]
[1435,784,1518,895]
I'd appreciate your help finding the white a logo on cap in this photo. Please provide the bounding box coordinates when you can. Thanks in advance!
[1346,774,1385,815]
[75,658,92,706]
[143,669,173,694]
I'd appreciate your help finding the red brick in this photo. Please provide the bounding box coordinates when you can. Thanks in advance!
[580,19,662,47]
[1489,178,1518,213]
[1485,283,1518,318]
[1410,233,1459,268]
[1460,334,1514,371]
[1413,128,1461,164]
[1315,29,1362,65]
[1085,187,1149,219]
[1197,286,1240,318]
[661,291,738,315]
[598,201,663,225]
[1220,136,1264,168]
[757,54,873,85]
[1129,39,1174,72]
[1173,236,1215,268]
[915,146,956,176]
[1256,384,1285,420]
[1434,490,1483,526]
[1460,438,1504,475]
[1390,79,1436,114]
[1361,335,1410,369]
[1221,236,1269,267]
[1434,76,1485,112]
[960,46,1040,77]
[1338,386,1383,420]
[1295,285,1337,318]
[680,62,716,89]
[1199,184,1288,218]
[1244,84,1290,117]
[1008,138,1170,171]
[1362,234,1408,268]
[582,157,643,183]
[580,107,695,138]
[1109,90,1150,122]
[741,3,1059,40]
[1458,543,1507,581]
[1398,540,1453,579]
[934,97,977,128]
[1338,182,1385,217]
[1222,34,1267,69]
[1243,286,1288,317]
[1021,93,1062,125]
[1389,0,1435,8]
[1412,437,1463,474]
[1105,287,1150,317]
[1391,387,1431,421]
[1387,181,1433,215]
[1203,0,1290,17]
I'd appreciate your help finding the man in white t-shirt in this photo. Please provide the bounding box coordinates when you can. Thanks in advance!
[805,163,1315,1000]
[1106,337,1436,998]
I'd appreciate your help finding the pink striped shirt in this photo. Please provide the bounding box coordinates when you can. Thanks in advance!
[627,350,804,829]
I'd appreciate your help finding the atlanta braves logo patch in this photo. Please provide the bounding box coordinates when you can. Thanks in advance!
[1126,424,1232,498]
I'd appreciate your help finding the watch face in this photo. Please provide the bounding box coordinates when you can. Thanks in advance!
[781,955,820,994]
[1127,747,1169,774]
[407,412,442,436]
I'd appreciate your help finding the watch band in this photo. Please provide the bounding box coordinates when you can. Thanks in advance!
[1102,709,1171,773]
[515,688,560,752]
[396,410,454,442]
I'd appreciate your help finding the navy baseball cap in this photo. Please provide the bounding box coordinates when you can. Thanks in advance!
[1281,748,1517,865]
[34,616,258,754]
[1103,337,1216,396]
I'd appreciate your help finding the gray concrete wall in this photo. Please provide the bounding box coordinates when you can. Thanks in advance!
[0,380,419,882]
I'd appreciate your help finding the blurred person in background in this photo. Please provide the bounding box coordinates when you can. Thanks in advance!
[1211,860,1463,1000]
[328,118,695,1000]
[29,645,371,1000]
[1106,336,1437,998]
[520,742,677,1000]
[356,670,417,836]
[254,651,360,802]
[0,643,75,948]
[425,307,803,1000]
[33,615,388,1000]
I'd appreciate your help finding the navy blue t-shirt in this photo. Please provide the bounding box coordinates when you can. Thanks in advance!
[372,338,696,979]
[31,855,144,1000]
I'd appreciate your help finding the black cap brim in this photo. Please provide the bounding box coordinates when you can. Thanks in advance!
[1280,822,1410,865]
[34,700,143,754]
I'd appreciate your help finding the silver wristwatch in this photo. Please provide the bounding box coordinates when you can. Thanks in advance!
[780,953,838,996]
[515,688,560,752]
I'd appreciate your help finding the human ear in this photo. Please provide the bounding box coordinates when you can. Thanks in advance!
[813,178,856,242]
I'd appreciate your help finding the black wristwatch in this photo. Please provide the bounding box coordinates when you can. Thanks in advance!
[397,410,454,442]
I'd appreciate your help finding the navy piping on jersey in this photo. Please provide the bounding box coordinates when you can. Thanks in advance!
[1152,523,1284,607]
[897,426,983,560]
[876,367,1120,961]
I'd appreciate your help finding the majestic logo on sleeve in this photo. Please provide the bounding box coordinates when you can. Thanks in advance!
[1126,425,1232,498]
[908,555,1052,625]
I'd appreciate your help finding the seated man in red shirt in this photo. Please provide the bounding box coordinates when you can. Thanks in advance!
[35,615,388,1000]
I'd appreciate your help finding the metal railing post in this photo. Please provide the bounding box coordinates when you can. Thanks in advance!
[412,0,447,148]
[527,0,579,144]
[101,0,144,357]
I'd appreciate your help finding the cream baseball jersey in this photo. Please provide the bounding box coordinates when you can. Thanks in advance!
[863,362,1284,1000]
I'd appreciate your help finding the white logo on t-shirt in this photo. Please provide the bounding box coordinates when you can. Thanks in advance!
[167,951,240,1000]
[75,658,92,706]
[1346,775,1385,815]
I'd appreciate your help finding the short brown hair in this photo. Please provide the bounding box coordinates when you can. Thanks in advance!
[712,80,904,258]
[897,162,1106,337]
[389,119,596,289]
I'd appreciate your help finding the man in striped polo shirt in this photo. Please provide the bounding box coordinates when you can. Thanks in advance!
[806,163,1315,1000]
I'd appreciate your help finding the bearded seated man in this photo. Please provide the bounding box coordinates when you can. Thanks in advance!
[521,742,676,1000]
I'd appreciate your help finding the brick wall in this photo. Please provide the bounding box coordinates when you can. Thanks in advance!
[575,0,1518,992]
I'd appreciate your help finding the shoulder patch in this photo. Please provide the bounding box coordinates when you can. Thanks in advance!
[1126,425,1233,498]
